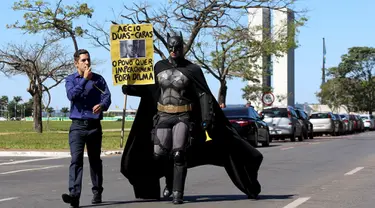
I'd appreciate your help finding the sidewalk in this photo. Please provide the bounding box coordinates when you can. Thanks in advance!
[0,128,130,135]
[0,150,124,157]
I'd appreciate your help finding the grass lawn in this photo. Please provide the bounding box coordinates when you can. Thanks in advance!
[0,121,133,132]
[0,131,128,150]
[0,121,133,150]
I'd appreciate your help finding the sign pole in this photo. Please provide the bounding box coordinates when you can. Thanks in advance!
[120,94,127,148]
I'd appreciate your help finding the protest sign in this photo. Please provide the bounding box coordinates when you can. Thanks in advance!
[110,24,155,85]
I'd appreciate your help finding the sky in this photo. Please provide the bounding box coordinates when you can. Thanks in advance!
[1,0,375,111]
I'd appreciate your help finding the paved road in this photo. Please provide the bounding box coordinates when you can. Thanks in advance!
[1,131,375,208]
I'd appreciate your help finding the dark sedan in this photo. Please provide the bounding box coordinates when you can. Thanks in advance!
[222,106,270,147]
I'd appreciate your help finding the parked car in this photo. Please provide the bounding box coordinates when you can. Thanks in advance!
[340,114,354,134]
[360,114,375,130]
[349,114,360,133]
[260,106,303,142]
[333,113,345,135]
[309,112,339,136]
[0,117,6,121]
[222,106,270,147]
[353,114,365,132]
[295,108,314,140]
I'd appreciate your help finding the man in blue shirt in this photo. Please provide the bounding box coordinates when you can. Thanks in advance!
[62,49,111,208]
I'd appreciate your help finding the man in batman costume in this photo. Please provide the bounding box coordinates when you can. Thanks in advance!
[120,31,263,204]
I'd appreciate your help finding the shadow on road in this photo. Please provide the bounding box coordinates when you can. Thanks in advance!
[79,194,295,207]
[183,194,294,203]
[79,199,158,207]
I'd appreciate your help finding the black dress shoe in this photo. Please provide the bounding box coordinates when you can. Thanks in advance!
[172,191,184,204]
[163,186,172,198]
[91,193,102,204]
[62,193,79,208]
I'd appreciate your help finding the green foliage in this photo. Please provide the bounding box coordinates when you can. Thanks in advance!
[317,47,375,113]
[119,0,308,104]
[45,107,54,117]
[60,107,69,117]
[7,0,94,50]
[242,84,272,109]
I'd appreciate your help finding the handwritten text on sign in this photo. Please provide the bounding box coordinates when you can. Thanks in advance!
[110,24,155,86]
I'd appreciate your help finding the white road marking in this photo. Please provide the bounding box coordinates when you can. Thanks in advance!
[281,147,295,150]
[0,165,63,175]
[283,197,311,208]
[308,142,320,145]
[0,157,68,166]
[345,167,364,175]
[0,197,18,202]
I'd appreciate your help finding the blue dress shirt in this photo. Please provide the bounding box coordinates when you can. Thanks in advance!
[65,72,111,120]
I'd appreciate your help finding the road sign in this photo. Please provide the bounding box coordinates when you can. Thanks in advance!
[262,92,275,106]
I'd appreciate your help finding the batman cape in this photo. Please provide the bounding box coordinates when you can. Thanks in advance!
[120,59,263,199]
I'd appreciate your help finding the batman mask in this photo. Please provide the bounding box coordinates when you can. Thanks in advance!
[167,32,184,59]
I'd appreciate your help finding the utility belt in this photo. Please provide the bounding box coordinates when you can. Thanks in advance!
[72,119,101,126]
[157,103,193,113]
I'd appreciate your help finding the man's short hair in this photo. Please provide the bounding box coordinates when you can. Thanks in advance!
[74,49,90,62]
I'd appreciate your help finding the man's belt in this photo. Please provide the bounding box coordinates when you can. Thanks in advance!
[157,103,193,113]
[72,119,100,125]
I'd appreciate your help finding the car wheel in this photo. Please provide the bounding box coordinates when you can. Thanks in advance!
[302,127,308,140]
[298,131,304,142]
[290,129,296,142]
[262,131,270,147]
[309,130,314,139]
[249,131,259,147]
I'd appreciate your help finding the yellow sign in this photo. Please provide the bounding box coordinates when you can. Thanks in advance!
[110,24,155,86]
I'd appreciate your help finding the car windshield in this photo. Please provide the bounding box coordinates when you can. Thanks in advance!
[361,116,369,120]
[262,108,288,118]
[222,108,249,118]
[310,113,330,119]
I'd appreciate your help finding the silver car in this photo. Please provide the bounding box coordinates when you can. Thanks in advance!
[360,114,375,130]
[310,112,339,136]
[261,106,303,142]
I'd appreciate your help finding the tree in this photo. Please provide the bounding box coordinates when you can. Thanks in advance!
[45,107,55,117]
[316,77,353,113]
[317,47,375,114]
[242,85,272,110]
[0,40,75,132]
[3,0,95,132]
[0,96,9,118]
[61,107,69,117]
[91,1,304,105]
[85,1,307,105]
[13,96,22,118]
[8,0,94,51]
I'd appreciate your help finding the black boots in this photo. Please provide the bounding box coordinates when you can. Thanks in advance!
[172,191,184,204]
[171,151,187,204]
[159,151,188,204]
[91,193,102,204]
[163,185,172,198]
[62,193,102,207]
[62,194,79,208]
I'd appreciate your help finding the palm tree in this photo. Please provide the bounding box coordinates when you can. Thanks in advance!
[61,107,69,117]
[45,107,55,118]
[13,96,22,118]
[0,96,9,118]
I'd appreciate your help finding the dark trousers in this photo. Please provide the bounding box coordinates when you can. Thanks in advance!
[68,120,103,198]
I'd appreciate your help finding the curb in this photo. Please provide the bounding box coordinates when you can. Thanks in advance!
[0,150,123,157]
